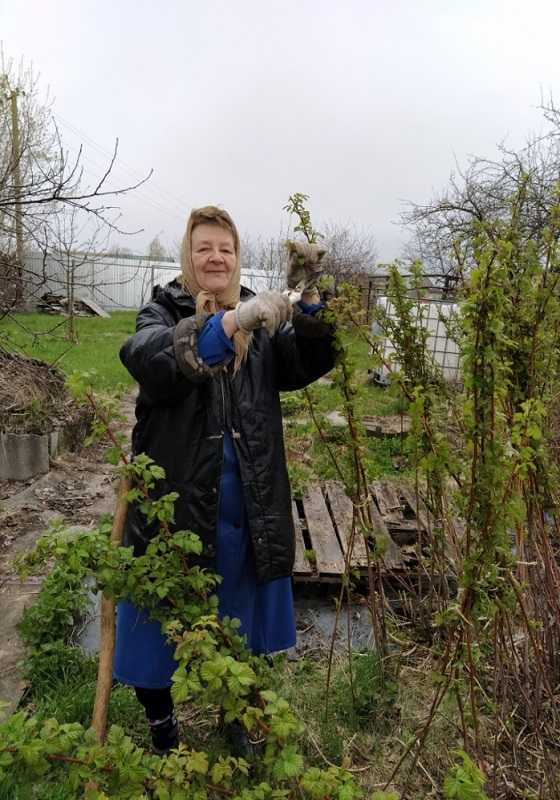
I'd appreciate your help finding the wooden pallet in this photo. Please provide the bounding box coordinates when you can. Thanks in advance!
[292,479,431,582]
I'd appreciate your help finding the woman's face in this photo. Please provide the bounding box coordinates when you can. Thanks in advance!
[191,223,236,294]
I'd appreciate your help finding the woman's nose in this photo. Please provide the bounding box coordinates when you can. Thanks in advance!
[209,248,224,262]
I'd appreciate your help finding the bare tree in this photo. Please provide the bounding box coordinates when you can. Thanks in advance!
[105,244,134,258]
[240,233,286,290]
[0,52,151,311]
[44,207,113,342]
[402,98,560,286]
[318,222,377,287]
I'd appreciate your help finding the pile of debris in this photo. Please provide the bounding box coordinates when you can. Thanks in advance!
[0,350,68,436]
[0,350,93,479]
[37,292,109,318]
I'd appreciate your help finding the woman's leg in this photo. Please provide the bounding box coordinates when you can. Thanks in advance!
[135,686,173,721]
[134,686,178,754]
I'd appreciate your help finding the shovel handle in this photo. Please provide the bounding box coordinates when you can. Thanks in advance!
[91,476,131,743]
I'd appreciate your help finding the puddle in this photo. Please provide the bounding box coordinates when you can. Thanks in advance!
[78,585,375,659]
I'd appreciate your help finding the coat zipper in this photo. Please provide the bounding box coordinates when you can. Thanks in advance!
[214,370,227,544]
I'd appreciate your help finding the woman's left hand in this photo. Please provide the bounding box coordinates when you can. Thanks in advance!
[285,241,327,291]
[234,291,293,335]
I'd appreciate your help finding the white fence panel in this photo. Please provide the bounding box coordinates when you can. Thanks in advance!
[23,253,281,310]
[375,297,461,381]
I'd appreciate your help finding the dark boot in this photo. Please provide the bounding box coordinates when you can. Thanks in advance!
[222,719,257,760]
[149,713,179,756]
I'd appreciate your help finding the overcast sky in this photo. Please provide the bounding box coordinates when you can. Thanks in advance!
[2,0,560,261]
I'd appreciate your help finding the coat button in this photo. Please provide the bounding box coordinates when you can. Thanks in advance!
[206,544,216,556]
[257,536,263,544]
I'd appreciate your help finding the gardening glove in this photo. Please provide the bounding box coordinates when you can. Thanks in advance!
[235,291,293,336]
[285,240,327,292]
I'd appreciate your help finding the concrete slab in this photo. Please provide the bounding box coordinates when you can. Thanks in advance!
[0,577,42,722]
[78,589,375,661]
[0,432,50,481]
[325,410,347,427]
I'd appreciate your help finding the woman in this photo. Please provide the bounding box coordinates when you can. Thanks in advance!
[114,206,335,754]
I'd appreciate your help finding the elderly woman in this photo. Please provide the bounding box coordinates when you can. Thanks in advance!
[113,206,335,754]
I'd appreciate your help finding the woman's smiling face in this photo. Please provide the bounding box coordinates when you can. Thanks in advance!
[191,223,236,294]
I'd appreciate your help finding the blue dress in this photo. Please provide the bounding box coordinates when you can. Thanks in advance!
[113,311,297,688]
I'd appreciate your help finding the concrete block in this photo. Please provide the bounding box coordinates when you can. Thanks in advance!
[48,428,60,458]
[0,432,50,480]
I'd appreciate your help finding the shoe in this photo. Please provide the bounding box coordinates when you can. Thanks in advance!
[223,720,257,760]
[149,713,179,755]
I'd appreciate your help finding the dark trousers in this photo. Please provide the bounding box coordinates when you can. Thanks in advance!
[135,686,173,721]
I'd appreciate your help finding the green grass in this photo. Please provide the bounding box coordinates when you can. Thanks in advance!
[274,650,398,779]
[23,642,148,743]
[1,311,137,393]
[281,328,412,491]
[1,314,409,486]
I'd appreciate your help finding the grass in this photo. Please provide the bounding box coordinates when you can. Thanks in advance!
[0,638,457,799]
[281,328,413,493]
[22,642,146,737]
[1,311,137,393]
[1,314,412,490]
[279,649,398,765]
[0,642,150,800]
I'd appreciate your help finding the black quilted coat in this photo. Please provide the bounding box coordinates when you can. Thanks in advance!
[119,279,336,583]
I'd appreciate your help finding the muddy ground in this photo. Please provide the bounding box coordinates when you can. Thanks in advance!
[0,393,135,721]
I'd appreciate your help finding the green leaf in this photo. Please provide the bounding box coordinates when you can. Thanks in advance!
[186,750,208,775]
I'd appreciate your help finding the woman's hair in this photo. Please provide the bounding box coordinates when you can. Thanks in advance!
[180,205,251,372]
[185,205,240,254]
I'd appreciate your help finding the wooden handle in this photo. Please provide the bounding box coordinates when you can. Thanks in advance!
[91,476,131,743]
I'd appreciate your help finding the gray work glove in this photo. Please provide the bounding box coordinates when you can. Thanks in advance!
[285,240,327,292]
[235,291,293,335]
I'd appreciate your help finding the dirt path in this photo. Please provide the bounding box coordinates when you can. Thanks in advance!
[0,393,136,722]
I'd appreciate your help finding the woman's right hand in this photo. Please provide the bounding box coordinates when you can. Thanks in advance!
[234,291,293,335]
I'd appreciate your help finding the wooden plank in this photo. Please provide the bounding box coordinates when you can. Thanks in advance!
[302,485,346,575]
[362,415,411,438]
[398,483,430,533]
[380,481,405,514]
[368,484,404,570]
[399,483,456,563]
[386,525,418,546]
[371,481,403,525]
[324,481,369,568]
[292,500,313,576]
[76,293,110,318]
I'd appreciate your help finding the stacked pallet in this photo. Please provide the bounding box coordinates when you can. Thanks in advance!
[292,480,432,582]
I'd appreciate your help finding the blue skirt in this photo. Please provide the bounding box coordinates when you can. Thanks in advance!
[113,434,296,689]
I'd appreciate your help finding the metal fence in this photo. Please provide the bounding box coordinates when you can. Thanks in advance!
[375,297,461,382]
[22,252,279,310]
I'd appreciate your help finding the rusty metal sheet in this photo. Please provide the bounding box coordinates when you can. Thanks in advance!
[302,485,346,575]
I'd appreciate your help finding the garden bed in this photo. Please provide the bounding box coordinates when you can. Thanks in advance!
[0,350,93,480]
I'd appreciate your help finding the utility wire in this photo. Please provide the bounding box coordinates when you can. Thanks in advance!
[53,112,190,219]
[71,148,186,222]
